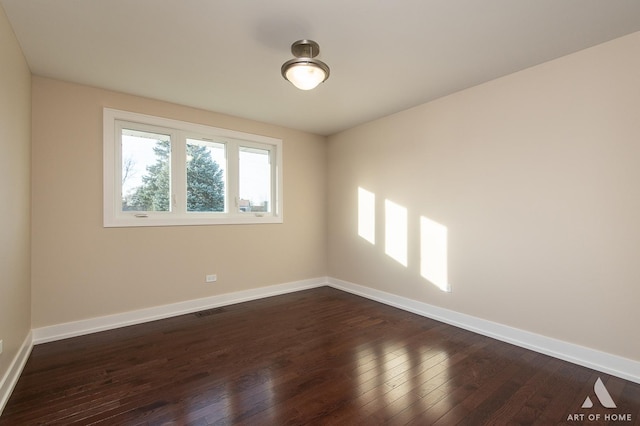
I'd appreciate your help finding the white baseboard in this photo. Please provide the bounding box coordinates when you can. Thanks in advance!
[11,274,639,417]
[32,277,327,345]
[327,277,640,385]
[0,331,33,416]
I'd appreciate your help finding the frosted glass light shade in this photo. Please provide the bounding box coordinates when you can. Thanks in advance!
[281,40,330,90]
[284,63,328,90]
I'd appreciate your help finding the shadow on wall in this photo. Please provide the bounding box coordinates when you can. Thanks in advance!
[358,187,450,293]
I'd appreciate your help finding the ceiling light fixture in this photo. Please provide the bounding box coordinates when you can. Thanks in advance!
[281,40,330,91]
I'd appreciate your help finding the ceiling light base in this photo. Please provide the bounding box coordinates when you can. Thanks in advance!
[291,40,320,58]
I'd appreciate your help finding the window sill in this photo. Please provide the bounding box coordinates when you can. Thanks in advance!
[104,213,283,228]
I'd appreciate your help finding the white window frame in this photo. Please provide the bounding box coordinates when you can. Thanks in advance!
[104,108,283,227]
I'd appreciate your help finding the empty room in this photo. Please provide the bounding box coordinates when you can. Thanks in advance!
[1,1,639,424]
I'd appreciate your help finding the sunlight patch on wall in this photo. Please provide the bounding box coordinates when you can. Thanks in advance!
[358,187,376,244]
[420,216,450,292]
[385,199,408,267]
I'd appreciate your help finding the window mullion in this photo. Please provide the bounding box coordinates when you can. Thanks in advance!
[172,131,187,214]
[227,140,239,214]
[271,145,280,217]
[114,121,125,214]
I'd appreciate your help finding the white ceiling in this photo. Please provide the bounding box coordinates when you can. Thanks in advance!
[3,1,640,136]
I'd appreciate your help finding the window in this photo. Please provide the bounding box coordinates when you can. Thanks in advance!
[239,145,272,213]
[104,108,283,227]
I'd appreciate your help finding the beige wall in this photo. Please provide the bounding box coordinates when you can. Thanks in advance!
[327,32,640,361]
[0,6,31,377]
[31,77,327,327]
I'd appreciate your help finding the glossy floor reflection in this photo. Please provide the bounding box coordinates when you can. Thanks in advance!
[1,287,639,425]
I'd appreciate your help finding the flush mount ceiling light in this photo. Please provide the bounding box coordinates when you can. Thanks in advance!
[281,39,330,90]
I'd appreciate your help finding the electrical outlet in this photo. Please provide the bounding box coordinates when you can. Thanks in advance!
[205,274,217,283]
[0,340,3,355]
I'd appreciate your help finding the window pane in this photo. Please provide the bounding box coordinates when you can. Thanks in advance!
[239,146,271,213]
[121,128,171,212]
[186,139,226,212]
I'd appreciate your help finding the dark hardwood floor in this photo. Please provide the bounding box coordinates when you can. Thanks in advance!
[1,287,639,425]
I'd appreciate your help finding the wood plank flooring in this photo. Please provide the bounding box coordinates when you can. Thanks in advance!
[1,287,639,425]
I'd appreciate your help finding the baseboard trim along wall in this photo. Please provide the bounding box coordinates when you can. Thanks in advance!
[32,277,327,344]
[11,274,637,414]
[0,331,33,415]
[327,277,640,385]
